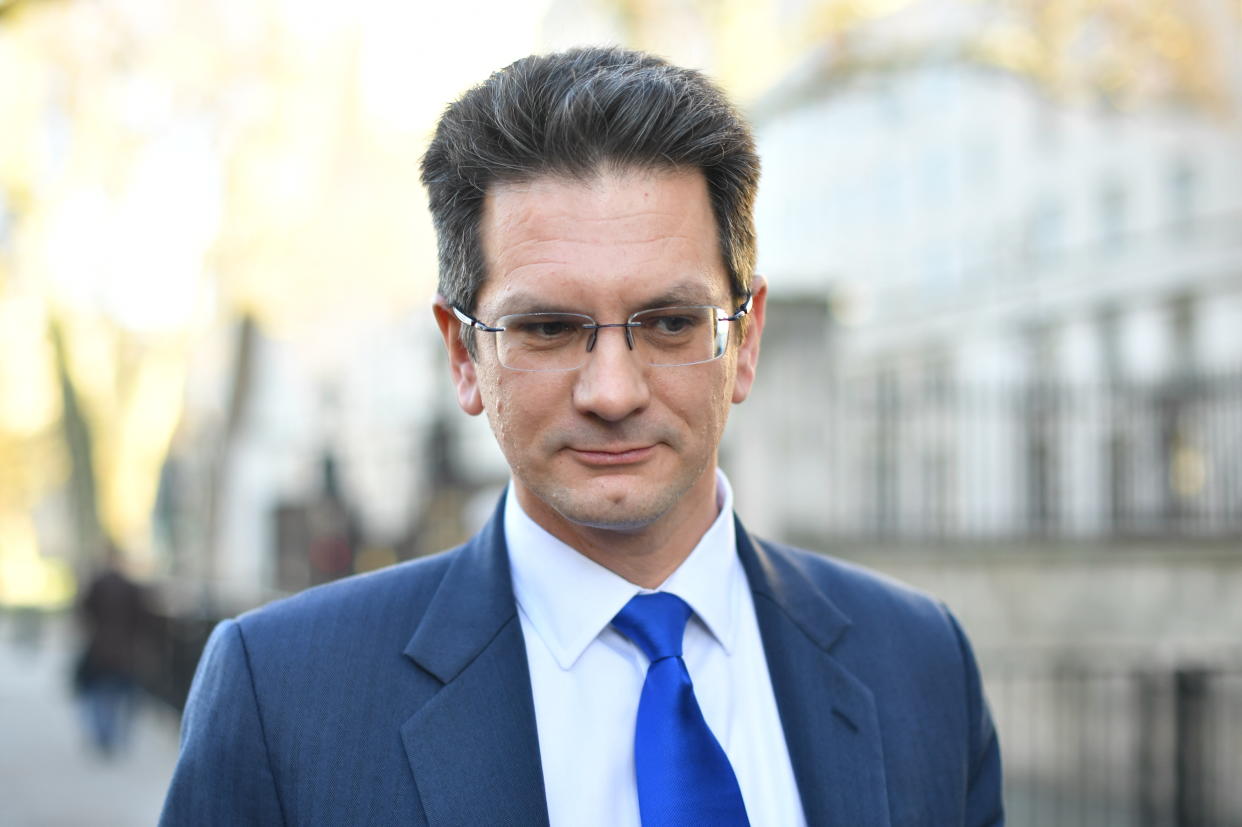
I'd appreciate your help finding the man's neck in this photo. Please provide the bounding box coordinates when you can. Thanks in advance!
[512,470,721,589]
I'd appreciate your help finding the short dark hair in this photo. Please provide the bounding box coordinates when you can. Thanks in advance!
[420,46,760,322]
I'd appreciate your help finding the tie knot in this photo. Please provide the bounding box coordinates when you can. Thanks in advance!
[612,592,692,662]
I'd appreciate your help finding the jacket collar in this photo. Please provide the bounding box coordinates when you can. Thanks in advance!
[736,519,893,827]
[402,497,517,682]
[400,493,551,826]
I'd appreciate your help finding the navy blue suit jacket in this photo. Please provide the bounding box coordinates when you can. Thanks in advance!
[161,497,1003,826]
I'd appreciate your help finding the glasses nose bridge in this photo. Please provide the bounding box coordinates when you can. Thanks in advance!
[584,321,642,354]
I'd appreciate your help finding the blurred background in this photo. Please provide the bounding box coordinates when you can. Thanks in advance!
[0,0,1239,824]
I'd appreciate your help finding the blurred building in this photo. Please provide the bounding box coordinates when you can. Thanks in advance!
[153,313,481,609]
[730,52,1242,545]
[717,23,1242,821]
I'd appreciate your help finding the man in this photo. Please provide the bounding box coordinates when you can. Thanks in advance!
[161,47,1002,826]
[75,544,156,756]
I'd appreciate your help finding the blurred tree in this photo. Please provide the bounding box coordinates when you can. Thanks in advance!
[798,0,1241,114]
[0,0,49,22]
[48,320,103,564]
[0,0,436,593]
[0,0,205,573]
[969,0,1240,114]
[603,0,1240,115]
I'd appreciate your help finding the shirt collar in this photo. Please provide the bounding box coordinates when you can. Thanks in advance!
[505,469,743,670]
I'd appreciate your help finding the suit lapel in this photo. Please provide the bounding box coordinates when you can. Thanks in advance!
[736,521,893,827]
[400,498,550,827]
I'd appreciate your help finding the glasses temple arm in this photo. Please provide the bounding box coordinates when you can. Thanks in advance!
[451,306,504,333]
[720,293,753,321]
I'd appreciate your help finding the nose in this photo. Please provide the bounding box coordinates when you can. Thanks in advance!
[572,325,651,422]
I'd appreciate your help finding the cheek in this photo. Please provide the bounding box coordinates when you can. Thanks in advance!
[657,365,733,429]
[480,372,558,448]
[716,352,740,409]
[476,361,508,410]
[476,366,512,444]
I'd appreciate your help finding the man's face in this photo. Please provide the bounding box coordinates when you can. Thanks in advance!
[435,167,764,539]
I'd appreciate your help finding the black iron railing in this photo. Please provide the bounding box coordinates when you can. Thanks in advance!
[984,653,1242,827]
[825,372,1242,542]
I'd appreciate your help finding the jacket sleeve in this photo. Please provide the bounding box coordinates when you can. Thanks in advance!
[160,619,286,826]
[947,610,1005,827]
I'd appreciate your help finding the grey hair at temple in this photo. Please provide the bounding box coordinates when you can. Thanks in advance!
[420,46,761,351]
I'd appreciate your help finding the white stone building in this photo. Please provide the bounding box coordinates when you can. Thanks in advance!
[728,58,1242,543]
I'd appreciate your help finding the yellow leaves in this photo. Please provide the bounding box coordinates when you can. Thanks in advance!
[804,0,918,39]
[0,296,61,437]
[660,0,1240,115]
[0,38,46,194]
[708,0,796,102]
[970,24,1047,78]
[967,0,1236,112]
[0,429,69,512]
[0,511,75,608]
[97,347,186,547]
[0,296,70,519]
[47,314,191,553]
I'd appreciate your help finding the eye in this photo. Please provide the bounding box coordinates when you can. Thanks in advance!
[523,320,575,338]
[502,314,586,345]
[643,310,702,335]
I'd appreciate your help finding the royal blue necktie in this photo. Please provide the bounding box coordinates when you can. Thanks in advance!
[612,592,750,827]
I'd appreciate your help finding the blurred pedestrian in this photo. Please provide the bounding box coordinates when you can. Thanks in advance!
[74,544,153,757]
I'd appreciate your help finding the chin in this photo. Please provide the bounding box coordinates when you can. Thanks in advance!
[545,486,679,534]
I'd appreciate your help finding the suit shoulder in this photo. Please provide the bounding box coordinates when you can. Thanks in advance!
[232,545,462,644]
[755,537,953,632]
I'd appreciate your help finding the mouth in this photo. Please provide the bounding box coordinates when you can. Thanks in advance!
[566,445,656,466]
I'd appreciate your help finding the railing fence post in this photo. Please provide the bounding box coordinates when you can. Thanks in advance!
[1136,670,1166,827]
[1174,668,1210,827]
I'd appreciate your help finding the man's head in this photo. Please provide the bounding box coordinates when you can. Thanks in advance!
[425,48,766,567]
[420,47,760,330]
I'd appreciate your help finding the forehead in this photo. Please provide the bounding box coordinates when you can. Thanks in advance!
[476,167,728,311]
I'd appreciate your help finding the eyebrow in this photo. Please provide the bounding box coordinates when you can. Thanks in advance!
[492,281,728,317]
[491,294,569,316]
[640,283,724,309]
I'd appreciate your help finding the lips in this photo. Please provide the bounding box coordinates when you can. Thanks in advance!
[566,445,656,466]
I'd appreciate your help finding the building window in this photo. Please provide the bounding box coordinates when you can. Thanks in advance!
[1095,304,1123,384]
[1169,159,1196,240]
[1027,198,1064,269]
[1024,321,1059,385]
[1033,94,1061,154]
[1169,292,1197,379]
[1023,322,1059,534]
[873,366,900,537]
[1099,180,1126,252]
[922,352,952,403]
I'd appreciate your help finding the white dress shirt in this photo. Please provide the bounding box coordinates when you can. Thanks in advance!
[506,470,808,827]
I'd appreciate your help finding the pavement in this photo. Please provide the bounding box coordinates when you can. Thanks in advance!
[0,613,181,827]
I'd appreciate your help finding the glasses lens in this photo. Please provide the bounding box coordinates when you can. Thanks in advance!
[631,306,723,366]
[496,313,591,371]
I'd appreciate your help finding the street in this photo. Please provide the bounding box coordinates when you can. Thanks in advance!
[0,613,180,827]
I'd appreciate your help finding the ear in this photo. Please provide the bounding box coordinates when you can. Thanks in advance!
[433,298,485,416]
[731,276,767,404]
